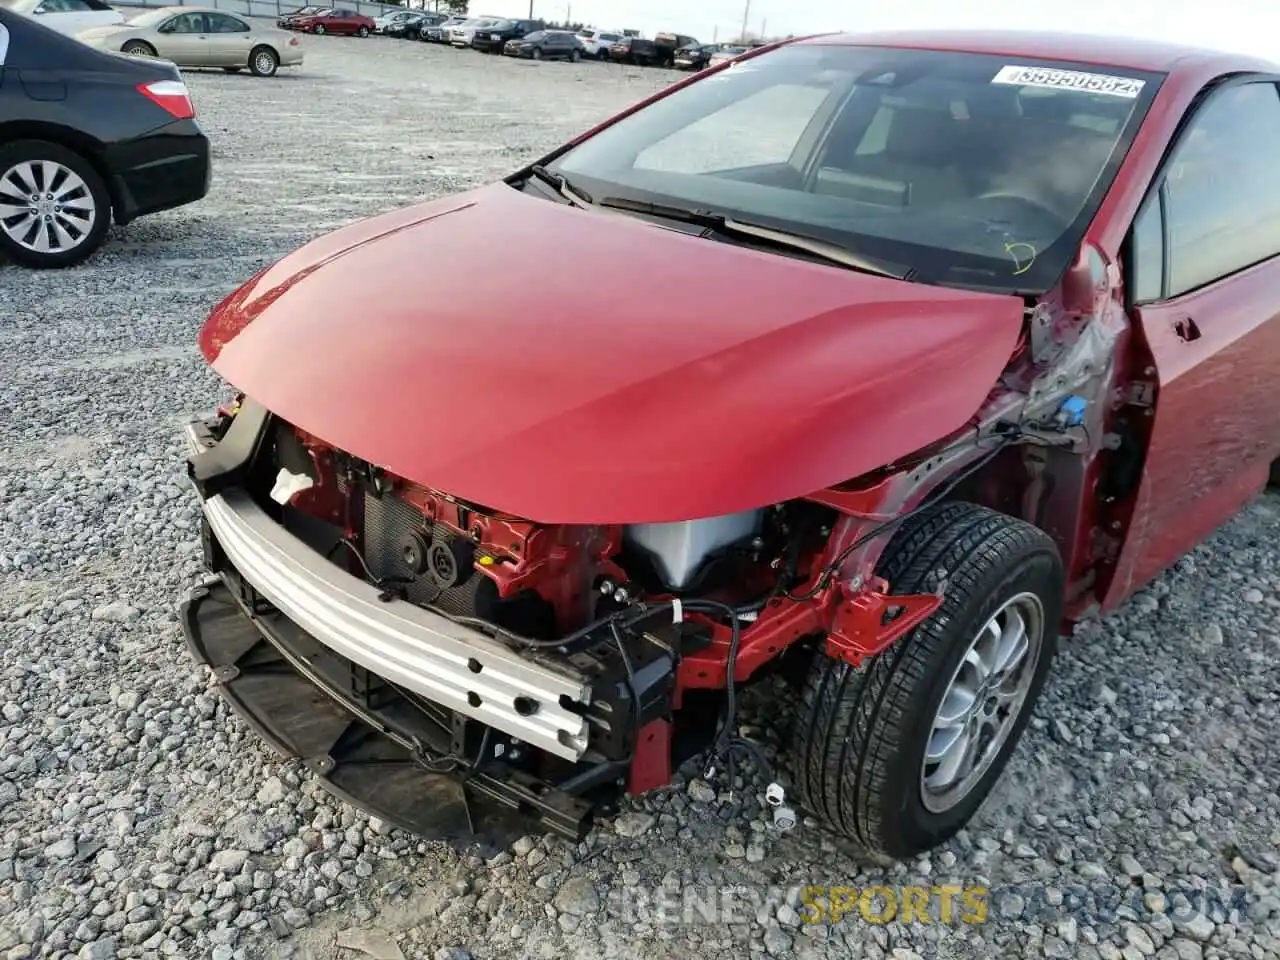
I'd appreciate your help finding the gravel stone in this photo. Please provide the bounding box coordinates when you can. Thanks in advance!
[3,32,1280,960]
[1172,914,1215,941]
[613,812,655,838]
[552,878,600,917]
[209,849,250,874]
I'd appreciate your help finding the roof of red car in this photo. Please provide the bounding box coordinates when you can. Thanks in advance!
[802,29,1277,76]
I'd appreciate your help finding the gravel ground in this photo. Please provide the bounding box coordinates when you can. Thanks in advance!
[2,33,1280,960]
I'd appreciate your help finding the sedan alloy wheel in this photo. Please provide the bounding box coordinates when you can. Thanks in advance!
[0,141,110,268]
[250,46,279,77]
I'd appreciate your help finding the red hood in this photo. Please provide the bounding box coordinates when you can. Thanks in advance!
[200,183,1023,524]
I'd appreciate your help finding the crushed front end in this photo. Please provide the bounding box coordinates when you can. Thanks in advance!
[179,397,817,845]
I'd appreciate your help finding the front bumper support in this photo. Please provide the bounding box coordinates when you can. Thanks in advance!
[180,575,595,844]
[184,420,592,762]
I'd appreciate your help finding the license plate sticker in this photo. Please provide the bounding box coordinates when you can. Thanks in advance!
[992,64,1144,99]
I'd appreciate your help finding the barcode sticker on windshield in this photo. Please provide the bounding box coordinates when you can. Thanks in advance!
[992,65,1145,99]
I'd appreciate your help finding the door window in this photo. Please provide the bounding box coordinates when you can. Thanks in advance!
[163,12,206,33]
[1160,82,1280,296]
[206,13,249,32]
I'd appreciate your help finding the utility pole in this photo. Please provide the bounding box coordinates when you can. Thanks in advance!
[760,17,766,39]
[738,0,750,43]
[527,0,533,17]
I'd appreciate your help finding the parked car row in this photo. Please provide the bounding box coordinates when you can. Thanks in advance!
[369,10,744,71]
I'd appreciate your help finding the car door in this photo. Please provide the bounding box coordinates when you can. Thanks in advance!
[153,11,210,65]
[1105,78,1280,604]
[203,13,252,66]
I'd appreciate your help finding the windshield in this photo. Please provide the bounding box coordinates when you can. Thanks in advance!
[551,44,1160,293]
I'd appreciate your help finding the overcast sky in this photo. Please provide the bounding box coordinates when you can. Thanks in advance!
[474,0,1276,60]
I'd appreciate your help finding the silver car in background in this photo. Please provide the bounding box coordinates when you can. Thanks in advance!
[76,6,303,77]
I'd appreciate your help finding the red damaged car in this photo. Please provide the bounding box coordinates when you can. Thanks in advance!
[180,31,1280,858]
[292,7,372,36]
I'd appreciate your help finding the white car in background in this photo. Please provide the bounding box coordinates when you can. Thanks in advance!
[575,27,623,60]
[0,0,122,35]
[448,15,495,47]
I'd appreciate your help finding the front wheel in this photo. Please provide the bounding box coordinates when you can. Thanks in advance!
[532,47,543,60]
[121,40,156,57]
[356,25,369,37]
[790,502,1062,859]
[570,48,581,62]
[0,140,111,269]
[312,23,325,34]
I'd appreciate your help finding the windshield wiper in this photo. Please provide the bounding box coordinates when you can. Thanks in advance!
[527,164,595,210]
[598,196,912,281]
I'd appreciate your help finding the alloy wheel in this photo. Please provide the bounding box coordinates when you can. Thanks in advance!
[0,160,96,256]
[253,49,278,75]
[920,591,1044,813]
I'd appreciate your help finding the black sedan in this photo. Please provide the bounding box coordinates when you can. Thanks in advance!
[0,9,209,268]
[502,29,583,61]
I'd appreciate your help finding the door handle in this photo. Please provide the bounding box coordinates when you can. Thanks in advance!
[1172,316,1201,342]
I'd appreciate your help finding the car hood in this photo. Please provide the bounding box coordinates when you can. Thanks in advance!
[200,183,1024,524]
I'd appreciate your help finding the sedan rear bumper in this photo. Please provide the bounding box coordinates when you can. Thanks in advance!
[104,119,210,225]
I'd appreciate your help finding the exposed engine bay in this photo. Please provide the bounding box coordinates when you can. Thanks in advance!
[184,397,900,839]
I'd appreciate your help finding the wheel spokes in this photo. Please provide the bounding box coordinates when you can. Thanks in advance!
[935,685,976,726]
[925,726,970,789]
[0,159,94,254]
[991,609,1029,678]
[920,591,1045,814]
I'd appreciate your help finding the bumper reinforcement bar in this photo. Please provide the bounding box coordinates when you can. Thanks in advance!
[184,420,591,762]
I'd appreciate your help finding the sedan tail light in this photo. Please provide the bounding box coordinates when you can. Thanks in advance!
[137,79,196,120]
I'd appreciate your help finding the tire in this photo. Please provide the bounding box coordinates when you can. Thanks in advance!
[249,45,279,77]
[121,40,156,57]
[570,48,580,62]
[313,23,325,34]
[356,26,369,37]
[0,140,111,269]
[790,502,1062,859]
